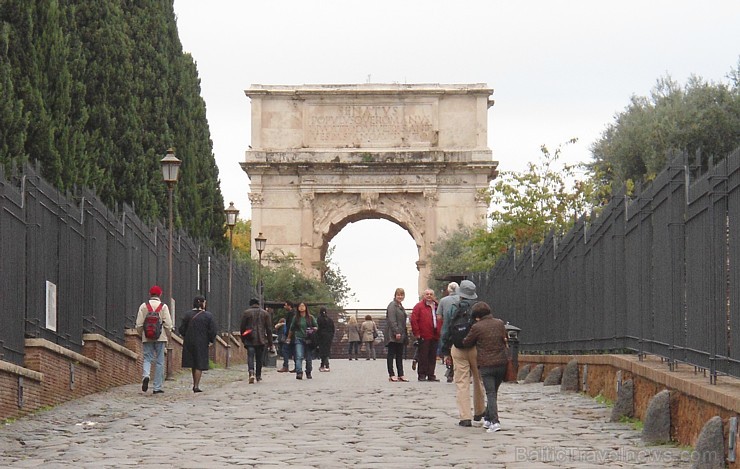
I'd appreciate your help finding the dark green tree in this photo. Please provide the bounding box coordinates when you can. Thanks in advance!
[590,61,740,190]
[0,0,226,249]
[427,225,478,293]
[261,252,338,312]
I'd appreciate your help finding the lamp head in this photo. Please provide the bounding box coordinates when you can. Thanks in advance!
[160,148,182,183]
[225,202,239,228]
[254,232,267,253]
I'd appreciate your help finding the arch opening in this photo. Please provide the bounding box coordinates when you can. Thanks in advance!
[327,218,419,309]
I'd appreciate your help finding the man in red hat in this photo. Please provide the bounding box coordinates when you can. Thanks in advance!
[135,285,173,394]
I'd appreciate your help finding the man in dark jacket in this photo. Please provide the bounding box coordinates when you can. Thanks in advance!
[240,298,273,383]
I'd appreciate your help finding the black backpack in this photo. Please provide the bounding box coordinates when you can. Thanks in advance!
[448,299,474,349]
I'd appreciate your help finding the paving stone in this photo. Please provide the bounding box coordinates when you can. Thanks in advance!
[0,359,693,467]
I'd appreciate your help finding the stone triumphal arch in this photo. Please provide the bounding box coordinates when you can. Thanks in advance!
[242,84,498,296]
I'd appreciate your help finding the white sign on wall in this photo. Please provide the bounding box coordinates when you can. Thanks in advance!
[45,280,57,332]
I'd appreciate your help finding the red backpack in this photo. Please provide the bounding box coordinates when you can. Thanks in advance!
[144,301,164,339]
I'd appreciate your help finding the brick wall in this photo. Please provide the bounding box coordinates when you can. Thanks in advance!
[0,363,43,422]
[82,334,139,388]
[0,329,246,422]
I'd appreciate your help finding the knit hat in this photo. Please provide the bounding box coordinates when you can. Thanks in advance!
[149,285,162,297]
[458,280,477,300]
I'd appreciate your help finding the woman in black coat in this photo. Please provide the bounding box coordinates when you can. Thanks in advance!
[316,307,335,372]
[179,295,217,392]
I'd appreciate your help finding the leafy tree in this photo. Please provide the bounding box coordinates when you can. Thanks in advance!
[320,245,355,307]
[228,219,354,310]
[469,140,597,266]
[590,62,740,190]
[427,225,478,293]
[260,252,336,314]
[229,218,252,259]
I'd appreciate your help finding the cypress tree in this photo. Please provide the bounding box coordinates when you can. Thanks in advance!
[0,0,226,248]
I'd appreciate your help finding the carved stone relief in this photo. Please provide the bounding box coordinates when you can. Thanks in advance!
[248,192,264,205]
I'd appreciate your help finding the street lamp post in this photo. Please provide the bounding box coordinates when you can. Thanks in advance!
[224,202,239,368]
[254,232,267,309]
[160,148,181,380]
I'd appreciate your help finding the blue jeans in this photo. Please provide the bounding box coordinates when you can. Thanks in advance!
[294,338,313,374]
[281,342,295,369]
[142,341,165,391]
[479,365,507,423]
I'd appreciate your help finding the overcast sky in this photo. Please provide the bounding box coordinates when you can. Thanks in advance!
[173,0,739,309]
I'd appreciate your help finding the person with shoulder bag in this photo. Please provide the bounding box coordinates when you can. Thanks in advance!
[179,295,217,392]
[286,301,317,380]
[240,298,274,384]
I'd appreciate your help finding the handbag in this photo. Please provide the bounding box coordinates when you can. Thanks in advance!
[304,326,318,347]
[504,355,517,382]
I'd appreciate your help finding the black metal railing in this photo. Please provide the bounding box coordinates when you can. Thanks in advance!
[0,163,253,366]
[473,148,740,383]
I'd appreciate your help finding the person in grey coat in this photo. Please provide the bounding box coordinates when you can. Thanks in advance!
[346,316,362,360]
[179,295,217,393]
[385,287,409,382]
[438,282,460,382]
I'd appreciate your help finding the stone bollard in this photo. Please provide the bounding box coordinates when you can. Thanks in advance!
[543,367,562,386]
[610,379,634,422]
[560,359,579,392]
[524,364,544,383]
[642,389,671,444]
[691,416,725,469]
[517,364,531,381]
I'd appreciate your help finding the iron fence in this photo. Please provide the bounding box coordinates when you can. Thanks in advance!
[473,148,740,382]
[0,164,253,367]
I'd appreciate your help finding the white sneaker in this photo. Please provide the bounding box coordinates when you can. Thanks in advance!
[486,422,501,433]
[483,420,492,429]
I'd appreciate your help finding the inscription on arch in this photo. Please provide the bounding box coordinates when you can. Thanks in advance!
[305,103,436,147]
